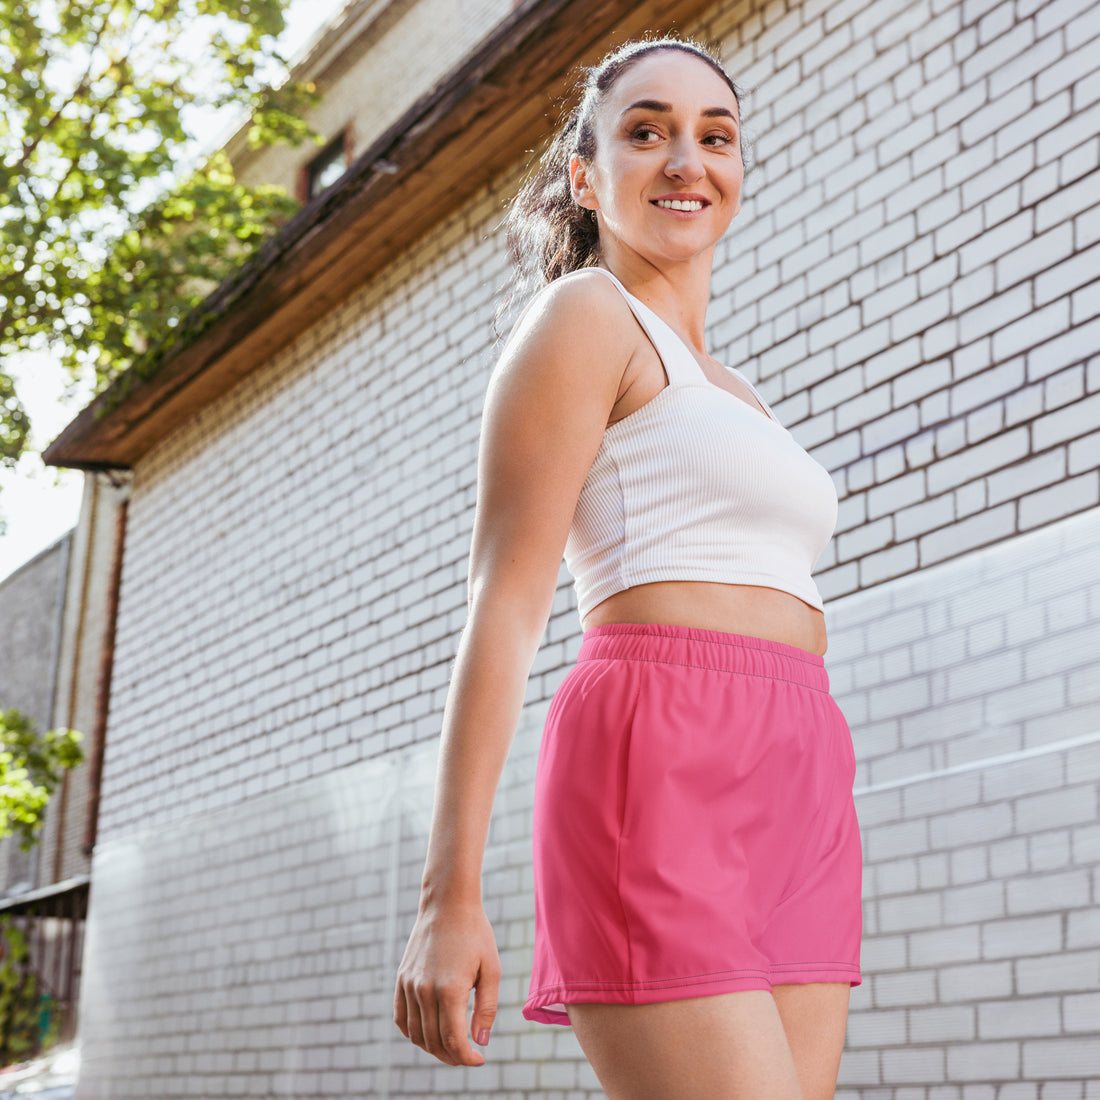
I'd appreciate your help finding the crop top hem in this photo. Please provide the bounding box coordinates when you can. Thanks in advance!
[581,567,826,618]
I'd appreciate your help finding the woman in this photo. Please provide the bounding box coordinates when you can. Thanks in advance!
[393,36,862,1100]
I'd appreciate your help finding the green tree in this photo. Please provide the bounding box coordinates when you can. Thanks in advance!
[0,916,61,1064]
[0,706,83,851]
[0,0,321,472]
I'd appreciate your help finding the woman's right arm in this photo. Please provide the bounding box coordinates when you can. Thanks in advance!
[392,272,637,1067]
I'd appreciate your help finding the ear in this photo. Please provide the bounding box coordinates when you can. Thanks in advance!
[569,154,599,211]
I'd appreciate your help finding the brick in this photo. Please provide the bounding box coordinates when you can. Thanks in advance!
[959,283,1032,347]
[846,1008,907,1047]
[873,969,938,1007]
[927,428,1029,495]
[968,19,1036,82]
[1044,365,1087,411]
[1038,169,1100,236]
[1033,391,1100,450]
[945,134,997,190]
[1029,829,1073,871]
[909,924,983,966]
[1023,1038,1100,1079]
[1071,278,1100,325]
[1016,783,1099,834]
[867,471,926,519]
[960,81,1032,148]
[1036,0,1095,36]
[1038,101,1100,167]
[946,1042,1021,1082]
[960,209,1034,276]
[998,224,1076,295]
[860,541,920,585]
[867,818,932,862]
[930,802,1015,852]
[942,881,1007,925]
[910,1004,977,1043]
[994,299,1072,362]
[1019,471,1100,529]
[987,449,1066,505]
[1063,992,1100,1032]
[983,915,1064,959]
[1060,139,1100,187]
[895,359,952,406]
[1014,871,1093,927]
[939,960,1014,1002]
[879,891,944,934]
[1027,318,1100,381]
[950,845,990,884]
[882,1047,947,1083]
[1038,38,1100,102]
[894,493,954,541]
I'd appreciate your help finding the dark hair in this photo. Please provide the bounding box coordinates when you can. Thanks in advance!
[498,36,748,327]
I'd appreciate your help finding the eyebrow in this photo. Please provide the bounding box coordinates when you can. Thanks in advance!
[621,98,739,124]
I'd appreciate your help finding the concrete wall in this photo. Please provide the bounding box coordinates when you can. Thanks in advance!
[77,0,1100,1095]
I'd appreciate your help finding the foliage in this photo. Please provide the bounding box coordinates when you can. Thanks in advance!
[0,917,60,1065]
[0,706,83,853]
[0,370,30,470]
[0,0,321,461]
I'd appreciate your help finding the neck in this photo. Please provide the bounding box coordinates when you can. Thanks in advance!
[596,243,715,352]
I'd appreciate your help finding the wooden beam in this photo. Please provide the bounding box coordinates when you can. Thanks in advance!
[44,0,717,470]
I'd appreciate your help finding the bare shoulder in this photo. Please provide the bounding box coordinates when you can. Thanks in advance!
[497,268,642,389]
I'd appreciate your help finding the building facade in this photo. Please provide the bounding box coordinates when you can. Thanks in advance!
[45,0,1100,1095]
[0,471,128,1050]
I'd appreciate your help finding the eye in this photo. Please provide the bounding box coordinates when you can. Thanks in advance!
[630,124,662,143]
[702,131,736,147]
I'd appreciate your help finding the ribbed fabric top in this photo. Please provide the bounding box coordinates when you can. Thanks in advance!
[563,267,839,619]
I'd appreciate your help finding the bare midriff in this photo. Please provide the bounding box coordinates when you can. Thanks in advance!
[581,580,828,657]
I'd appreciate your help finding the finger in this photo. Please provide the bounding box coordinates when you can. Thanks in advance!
[420,989,458,1065]
[393,980,409,1039]
[471,960,501,1047]
[438,988,484,1067]
[404,984,431,1057]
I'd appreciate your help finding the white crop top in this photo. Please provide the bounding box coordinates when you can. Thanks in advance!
[563,267,839,619]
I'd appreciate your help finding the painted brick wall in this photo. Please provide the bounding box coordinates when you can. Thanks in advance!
[77,512,1100,1099]
[700,0,1100,598]
[79,0,1100,1095]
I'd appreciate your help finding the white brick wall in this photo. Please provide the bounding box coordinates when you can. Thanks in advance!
[78,0,1100,1095]
[707,0,1100,597]
[825,507,1100,1096]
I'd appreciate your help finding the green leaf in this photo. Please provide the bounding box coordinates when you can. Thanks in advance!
[0,0,319,465]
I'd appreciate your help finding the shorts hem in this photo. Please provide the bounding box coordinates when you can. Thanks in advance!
[522,962,861,1026]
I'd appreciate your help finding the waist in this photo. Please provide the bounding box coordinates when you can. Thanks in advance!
[576,622,830,693]
[581,580,828,656]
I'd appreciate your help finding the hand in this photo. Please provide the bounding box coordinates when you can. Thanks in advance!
[393,898,501,1066]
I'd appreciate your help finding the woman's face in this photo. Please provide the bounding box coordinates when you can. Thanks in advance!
[571,50,744,269]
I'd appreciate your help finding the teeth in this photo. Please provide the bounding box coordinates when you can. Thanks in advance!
[656,199,704,211]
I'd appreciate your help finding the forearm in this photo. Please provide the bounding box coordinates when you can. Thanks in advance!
[418,596,547,909]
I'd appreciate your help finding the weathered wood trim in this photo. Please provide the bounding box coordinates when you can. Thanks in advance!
[44,0,717,470]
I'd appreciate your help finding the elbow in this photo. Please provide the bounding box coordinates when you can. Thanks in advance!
[466,570,558,647]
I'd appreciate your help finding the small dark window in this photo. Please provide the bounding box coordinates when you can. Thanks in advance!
[306,134,349,198]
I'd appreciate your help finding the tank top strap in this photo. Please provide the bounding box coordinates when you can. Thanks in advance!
[588,267,705,387]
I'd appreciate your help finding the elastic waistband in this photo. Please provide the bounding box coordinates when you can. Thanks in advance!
[577,622,830,692]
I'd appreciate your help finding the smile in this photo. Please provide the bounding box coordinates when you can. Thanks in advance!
[653,198,706,211]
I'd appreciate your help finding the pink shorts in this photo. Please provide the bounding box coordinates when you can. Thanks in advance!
[523,622,863,1026]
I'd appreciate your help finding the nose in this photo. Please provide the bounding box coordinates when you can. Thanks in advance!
[664,134,704,183]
